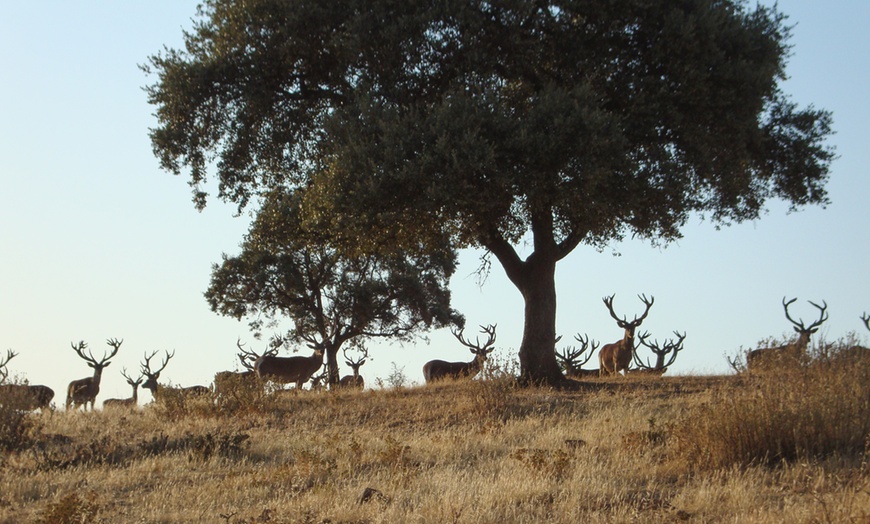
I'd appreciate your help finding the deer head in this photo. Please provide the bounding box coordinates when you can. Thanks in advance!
[783,297,828,347]
[556,334,598,377]
[140,349,174,392]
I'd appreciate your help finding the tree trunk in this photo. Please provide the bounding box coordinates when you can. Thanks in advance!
[515,255,564,386]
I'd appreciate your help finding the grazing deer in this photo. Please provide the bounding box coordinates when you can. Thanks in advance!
[339,347,369,389]
[747,297,828,370]
[140,350,210,399]
[631,331,686,375]
[102,369,143,409]
[556,334,600,378]
[254,344,325,390]
[599,294,654,377]
[423,324,497,383]
[66,339,122,411]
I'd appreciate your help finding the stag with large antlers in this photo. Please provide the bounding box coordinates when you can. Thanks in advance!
[254,343,325,390]
[66,338,122,411]
[747,298,828,370]
[141,350,210,399]
[423,324,497,383]
[339,347,369,389]
[599,294,654,377]
[102,369,143,409]
[214,339,275,396]
[631,331,686,375]
[556,334,599,379]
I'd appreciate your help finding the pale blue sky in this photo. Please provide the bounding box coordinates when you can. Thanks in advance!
[1,1,867,404]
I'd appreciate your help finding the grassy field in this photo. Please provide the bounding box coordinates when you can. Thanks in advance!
[0,351,867,523]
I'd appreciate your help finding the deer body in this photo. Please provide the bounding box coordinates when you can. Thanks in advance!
[0,384,55,410]
[66,339,122,411]
[423,324,496,383]
[599,295,654,377]
[102,369,142,409]
[255,350,324,389]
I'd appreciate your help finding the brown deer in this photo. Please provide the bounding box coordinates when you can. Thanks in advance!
[747,297,827,370]
[339,346,368,389]
[102,369,142,409]
[599,294,654,376]
[140,350,210,399]
[423,324,497,383]
[254,344,325,390]
[66,338,122,411]
[556,334,599,379]
[631,331,686,375]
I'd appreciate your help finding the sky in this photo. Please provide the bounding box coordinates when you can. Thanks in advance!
[1,1,868,406]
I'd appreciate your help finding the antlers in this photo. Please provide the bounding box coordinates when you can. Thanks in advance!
[0,349,17,384]
[141,349,174,379]
[634,331,686,372]
[556,334,598,374]
[451,324,497,356]
[343,346,369,369]
[119,368,142,387]
[861,312,869,331]
[782,297,828,334]
[236,338,278,371]
[70,339,123,367]
[603,294,654,328]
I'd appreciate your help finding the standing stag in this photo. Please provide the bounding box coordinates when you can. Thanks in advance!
[102,369,142,409]
[339,347,369,389]
[0,350,55,410]
[556,334,599,379]
[631,331,686,375]
[66,338,122,411]
[599,294,654,376]
[747,297,828,369]
[254,344,325,390]
[140,350,210,399]
[423,324,497,383]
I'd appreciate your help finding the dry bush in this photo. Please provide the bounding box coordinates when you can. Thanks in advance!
[0,383,41,453]
[675,338,870,470]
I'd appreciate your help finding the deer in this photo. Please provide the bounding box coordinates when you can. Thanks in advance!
[556,334,600,379]
[747,297,828,370]
[862,313,869,332]
[309,364,329,392]
[599,294,654,377]
[66,338,122,411]
[140,350,210,400]
[423,324,497,383]
[0,350,55,410]
[254,343,325,390]
[339,346,369,389]
[213,339,274,395]
[631,331,686,375]
[102,369,143,409]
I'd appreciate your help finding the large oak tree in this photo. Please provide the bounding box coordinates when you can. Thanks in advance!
[146,0,834,386]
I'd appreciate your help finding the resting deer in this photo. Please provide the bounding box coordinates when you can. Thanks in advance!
[141,350,210,399]
[339,346,368,389]
[556,334,599,379]
[66,339,122,411]
[599,294,654,376]
[254,344,324,390]
[214,339,274,395]
[102,369,142,409]
[309,364,329,392]
[631,331,686,375]
[747,297,827,370]
[423,324,497,383]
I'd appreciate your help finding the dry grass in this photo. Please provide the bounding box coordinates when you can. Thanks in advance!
[0,352,867,523]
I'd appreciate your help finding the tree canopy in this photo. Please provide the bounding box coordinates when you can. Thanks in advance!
[146,0,835,385]
[206,189,461,384]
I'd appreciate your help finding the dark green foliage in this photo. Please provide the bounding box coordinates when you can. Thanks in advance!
[146,1,835,385]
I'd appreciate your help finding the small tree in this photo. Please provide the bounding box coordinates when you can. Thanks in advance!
[147,1,835,385]
[206,189,461,385]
